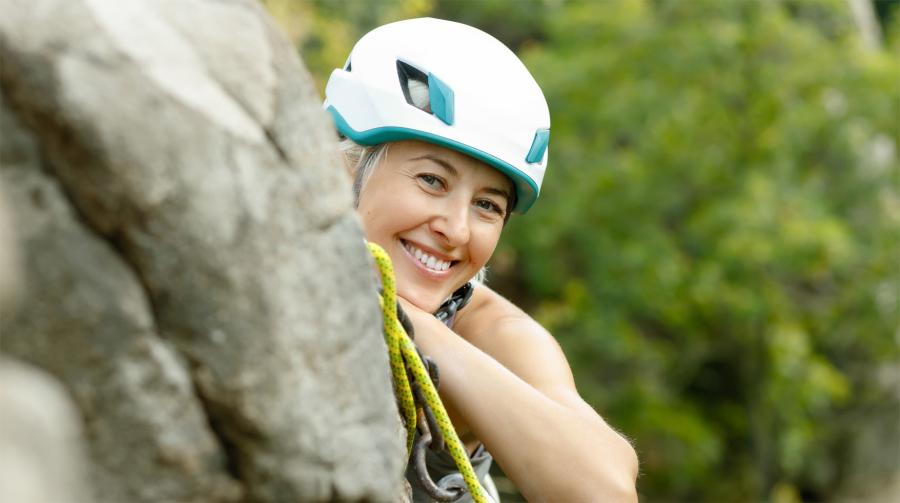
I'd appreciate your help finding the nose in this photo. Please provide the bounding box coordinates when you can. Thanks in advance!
[430,197,470,247]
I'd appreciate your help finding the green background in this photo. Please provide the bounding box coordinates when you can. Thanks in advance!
[264,1,900,500]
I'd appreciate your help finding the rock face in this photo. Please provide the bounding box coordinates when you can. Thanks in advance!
[0,0,403,500]
[0,358,93,503]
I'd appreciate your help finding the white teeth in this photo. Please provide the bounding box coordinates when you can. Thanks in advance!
[404,241,453,272]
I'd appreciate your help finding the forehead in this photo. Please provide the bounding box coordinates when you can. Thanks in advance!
[387,140,513,191]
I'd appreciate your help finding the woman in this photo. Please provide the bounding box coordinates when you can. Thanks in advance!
[325,18,638,502]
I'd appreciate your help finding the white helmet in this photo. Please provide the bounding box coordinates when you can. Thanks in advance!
[324,18,550,213]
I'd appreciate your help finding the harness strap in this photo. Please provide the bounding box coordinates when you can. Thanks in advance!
[434,282,474,327]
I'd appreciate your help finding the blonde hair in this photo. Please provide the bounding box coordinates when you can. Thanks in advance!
[340,138,389,207]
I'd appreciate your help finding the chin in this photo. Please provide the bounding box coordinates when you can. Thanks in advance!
[397,286,445,314]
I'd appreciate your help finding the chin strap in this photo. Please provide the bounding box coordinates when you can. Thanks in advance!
[434,282,474,327]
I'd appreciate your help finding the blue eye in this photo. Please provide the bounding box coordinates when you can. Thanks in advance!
[476,199,504,215]
[418,173,445,189]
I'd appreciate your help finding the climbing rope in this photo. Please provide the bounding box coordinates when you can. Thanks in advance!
[367,242,489,503]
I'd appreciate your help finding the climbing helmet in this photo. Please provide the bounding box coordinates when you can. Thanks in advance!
[324,17,550,213]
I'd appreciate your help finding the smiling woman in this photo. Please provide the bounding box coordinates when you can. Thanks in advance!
[326,18,639,502]
[357,141,510,312]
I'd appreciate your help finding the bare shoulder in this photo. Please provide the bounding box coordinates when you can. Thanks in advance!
[453,282,531,336]
[453,284,580,399]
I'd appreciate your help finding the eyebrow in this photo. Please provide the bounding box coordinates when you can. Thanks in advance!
[410,154,512,202]
[411,154,458,178]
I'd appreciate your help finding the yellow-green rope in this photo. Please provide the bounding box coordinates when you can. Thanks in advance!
[368,242,488,503]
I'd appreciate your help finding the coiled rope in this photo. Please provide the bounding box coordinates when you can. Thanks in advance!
[367,242,488,503]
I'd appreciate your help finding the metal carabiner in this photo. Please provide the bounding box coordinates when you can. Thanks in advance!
[412,411,466,502]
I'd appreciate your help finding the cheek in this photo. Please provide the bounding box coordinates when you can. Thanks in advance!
[470,226,502,267]
[355,203,375,238]
[357,195,416,243]
[359,210,392,243]
[357,189,394,238]
[357,213,392,249]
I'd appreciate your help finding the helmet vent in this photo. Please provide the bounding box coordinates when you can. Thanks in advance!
[396,60,432,113]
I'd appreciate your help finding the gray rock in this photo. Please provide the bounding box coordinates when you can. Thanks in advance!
[1,89,242,502]
[0,183,18,311]
[0,358,93,503]
[0,0,403,500]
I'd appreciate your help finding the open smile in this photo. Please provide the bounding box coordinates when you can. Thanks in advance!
[400,239,460,275]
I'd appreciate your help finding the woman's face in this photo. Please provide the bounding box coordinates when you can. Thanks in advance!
[357,140,513,312]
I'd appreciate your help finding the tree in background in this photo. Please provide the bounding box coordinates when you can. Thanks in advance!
[271,0,899,500]
[261,0,436,90]
[499,0,899,500]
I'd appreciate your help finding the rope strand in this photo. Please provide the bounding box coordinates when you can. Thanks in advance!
[368,242,489,503]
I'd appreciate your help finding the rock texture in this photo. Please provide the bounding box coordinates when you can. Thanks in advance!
[0,180,17,310]
[0,0,403,500]
[0,358,93,503]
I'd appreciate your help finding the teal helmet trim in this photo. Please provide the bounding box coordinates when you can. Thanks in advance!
[526,128,551,164]
[328,105,538,213]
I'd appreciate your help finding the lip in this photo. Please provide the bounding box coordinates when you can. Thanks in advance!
[399,239,460,279]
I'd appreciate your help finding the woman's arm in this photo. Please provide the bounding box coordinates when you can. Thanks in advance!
[399,285,638,502]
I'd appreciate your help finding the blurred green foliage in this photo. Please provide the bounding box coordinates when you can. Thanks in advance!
[505,1,899,500]
[267,0,900,500]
